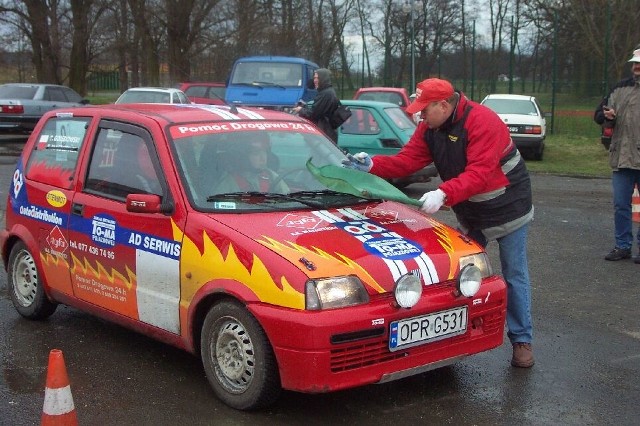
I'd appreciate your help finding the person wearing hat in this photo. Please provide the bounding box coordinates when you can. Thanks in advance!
[594,48,640,263]
[292,68,340,143]
[343,77,535,368]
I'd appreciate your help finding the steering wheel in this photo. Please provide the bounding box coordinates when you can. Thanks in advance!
[270,167,310,191]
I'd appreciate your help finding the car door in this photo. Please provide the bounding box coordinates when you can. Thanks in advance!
[338,106,403,155]
[17,115,91,297]
[68,120,182,334]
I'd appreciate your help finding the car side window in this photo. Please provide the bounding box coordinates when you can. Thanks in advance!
[185,86,206,97]
[43,87,67,102]
[341,108,380,135]
[25,116,90,189]
[62,87,83,103]
[177,92,189,104]
[85,127,163,199]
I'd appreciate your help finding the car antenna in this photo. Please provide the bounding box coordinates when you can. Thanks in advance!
[229,105,238,114]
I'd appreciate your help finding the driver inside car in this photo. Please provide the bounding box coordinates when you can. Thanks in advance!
[212,133,289,194]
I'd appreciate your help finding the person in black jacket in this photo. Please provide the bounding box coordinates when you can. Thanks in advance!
[293,68,340,143]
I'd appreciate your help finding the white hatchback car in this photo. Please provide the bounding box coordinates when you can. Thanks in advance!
[115,87,191,104]
[480,94,546,160]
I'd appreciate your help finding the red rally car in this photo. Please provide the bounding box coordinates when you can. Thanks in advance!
[0,103,507,410]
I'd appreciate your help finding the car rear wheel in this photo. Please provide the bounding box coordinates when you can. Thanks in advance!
[533,142,545,161]
[201,300,281,410]
[8,242,57,319]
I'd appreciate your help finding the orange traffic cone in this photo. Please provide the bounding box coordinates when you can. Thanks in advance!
[41,349,78,426]
[633,184,640,223]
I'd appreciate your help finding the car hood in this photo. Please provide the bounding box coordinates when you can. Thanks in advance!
[201,201,483,296]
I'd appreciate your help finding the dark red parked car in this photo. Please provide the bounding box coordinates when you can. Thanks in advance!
[176,82,226,105]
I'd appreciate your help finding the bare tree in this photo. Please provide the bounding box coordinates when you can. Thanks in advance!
[0,0,68,83]
[68,0,110,95]
[128,0,162,86]
[160,0,221,84]
[487,0,511,90]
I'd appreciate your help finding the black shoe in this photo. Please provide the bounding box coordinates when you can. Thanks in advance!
[605,247,631,261]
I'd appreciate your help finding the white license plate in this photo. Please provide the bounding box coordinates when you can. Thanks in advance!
[508,126,519,133]
[389,307,467,351]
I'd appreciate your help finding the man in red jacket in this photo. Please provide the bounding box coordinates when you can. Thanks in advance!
[343,78,535,368]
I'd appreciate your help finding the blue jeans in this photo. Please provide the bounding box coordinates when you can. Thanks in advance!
[468,224,533,344]
[612,168,640,250]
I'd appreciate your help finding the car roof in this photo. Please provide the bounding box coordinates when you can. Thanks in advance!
[235,56,318,65]
[178,82,225,87]
[122,87,184,93]
[355,87,408,93]
[482,94,535,101]
[46,103,308,125]
[1,83,69,89]
[341,99,402,108]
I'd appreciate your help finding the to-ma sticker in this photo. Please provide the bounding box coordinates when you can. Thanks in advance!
[364,236,422,260]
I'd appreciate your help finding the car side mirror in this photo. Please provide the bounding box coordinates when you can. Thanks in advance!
[126,193,172,214]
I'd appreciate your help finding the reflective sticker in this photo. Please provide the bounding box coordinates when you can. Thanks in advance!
[46,190,67,208]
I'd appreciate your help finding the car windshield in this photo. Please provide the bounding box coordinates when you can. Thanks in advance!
[384,107,416,130]
[230,62,303,87]
[117,90,172,104]
[0,85,38,99]
[482,99,538,115]
[358,91,404,106]
[170,122,371,211]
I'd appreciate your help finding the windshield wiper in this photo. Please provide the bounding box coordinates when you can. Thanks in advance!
[207,191,324,208]
[233,82,263,89]
[252,81,286,89]
[288,189,374,203]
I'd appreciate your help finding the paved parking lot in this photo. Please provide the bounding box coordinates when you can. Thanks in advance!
[0,151,638,425]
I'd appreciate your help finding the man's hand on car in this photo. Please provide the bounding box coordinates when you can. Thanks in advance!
[419,189,446,214]
[341,152,373,172]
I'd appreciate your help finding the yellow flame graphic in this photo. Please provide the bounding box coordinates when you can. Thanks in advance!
[257,236,386,293]
[177,224,305,309]
[69,252,136,290]
[424,216,466,280]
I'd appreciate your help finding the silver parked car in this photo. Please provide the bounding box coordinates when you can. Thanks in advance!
[0,83,89,133]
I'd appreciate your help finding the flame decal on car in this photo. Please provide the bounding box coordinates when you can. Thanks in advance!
[257,236,386,293]
[175,222,305,309]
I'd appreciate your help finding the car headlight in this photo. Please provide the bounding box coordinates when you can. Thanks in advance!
[457,253,492,298]
[458,264,482,297]
[394,274,422,308]
[459,253,492,278]
[305,276,369,310]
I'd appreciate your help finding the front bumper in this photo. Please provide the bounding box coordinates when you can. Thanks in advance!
[249,275,506,393]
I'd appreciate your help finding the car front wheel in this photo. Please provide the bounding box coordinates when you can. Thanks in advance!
[8,241,57,319]
[201,300,281,410]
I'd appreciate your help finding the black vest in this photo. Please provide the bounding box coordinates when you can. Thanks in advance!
[425,105,532,231]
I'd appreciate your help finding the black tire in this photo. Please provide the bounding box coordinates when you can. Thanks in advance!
[200,300,281,410]
[7,241,57,319]
[533,143,544,161]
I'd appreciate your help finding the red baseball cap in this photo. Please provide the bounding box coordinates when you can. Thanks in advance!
[406,78,455,114]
